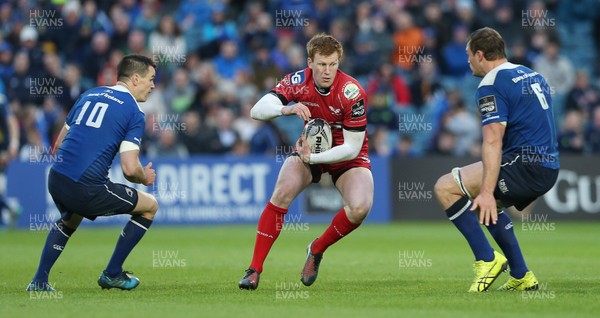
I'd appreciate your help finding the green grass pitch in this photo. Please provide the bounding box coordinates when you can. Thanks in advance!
[1,222,599,317]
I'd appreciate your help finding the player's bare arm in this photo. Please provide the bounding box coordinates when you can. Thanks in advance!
[52,124,69,154]
[281,103,311,121]
[7,111,19,159]
[120,149,156,186]
[471,122,505,225]
[250,93,311,121]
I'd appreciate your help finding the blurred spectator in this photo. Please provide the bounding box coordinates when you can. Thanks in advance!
[354,2,372,35]
[314,0,335,32]
[443,96,480,156]
[556,0,599,71]
[368,14,394,66]
[6,52,43,106]
[164,68,196,114]
[441,25,471,78]
[62,63,91,111]
[0,41,14,83]
[119,0,142,23]
[126,29,149,56]
[508,42,532,69]
[329,18,352,60]
[366,88,397,130]
[109,6,131,51]
[18,26,44,73]
[176,0,211,52]
[149,14,186,73]
[139,83,167,115]
[249,121,287,155]
[41,52,67,105]
[409,60,443,109]
[492,2,522,48]
[476,0,497,29]
[233,101,259,144]
[232,70,258,106]
[80,0,113,40]
[51,1,83,60]
[213,40,249,80]
[215,107,240,153]
[269,33,296,74]
[558,110,585,153]
[330,0,353,21]
[146,129,189,159]
[369,127,392,157]
[242,11,277,56]
[585,107,600,153]
[351,33,380,78]
[392,11,424,72]
[179,110,224,154]
[199,3,238,59]
[392,135,418,158]
[0,3,20,38]
[0,80,19,161]
[133,0,160,36]
[366,62,411,107]
[251,47,281,92]
[422,2,452,48]
[565,70,600,117]
[452,0,483,32]
[82,32,111,82]
[430,129,456,156]
[96,49,122,87]
[533,41,575,96]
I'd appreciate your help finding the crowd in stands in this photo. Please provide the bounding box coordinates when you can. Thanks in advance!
[0,0,599,162]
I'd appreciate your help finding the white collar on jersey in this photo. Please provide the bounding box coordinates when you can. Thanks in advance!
[105,84,144,113]
[478,62,519,88]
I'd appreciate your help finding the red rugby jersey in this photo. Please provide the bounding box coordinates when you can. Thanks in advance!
[271,68,369,160]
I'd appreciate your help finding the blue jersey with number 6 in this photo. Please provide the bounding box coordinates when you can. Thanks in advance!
[476,62,559,169]
[52,85,145,185]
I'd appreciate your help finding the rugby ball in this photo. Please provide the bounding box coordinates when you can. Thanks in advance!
[302,118,333,153]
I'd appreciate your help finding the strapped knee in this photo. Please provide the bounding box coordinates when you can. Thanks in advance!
[451,167,473,200]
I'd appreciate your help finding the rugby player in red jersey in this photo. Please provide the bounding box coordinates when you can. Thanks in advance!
[238,33,373,290]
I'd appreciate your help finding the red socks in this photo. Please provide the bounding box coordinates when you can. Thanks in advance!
[249,201,287,273]
[311,208,361,254]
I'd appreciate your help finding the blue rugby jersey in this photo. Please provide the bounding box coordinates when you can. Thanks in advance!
[476,62,559,169]
[52,85,145,185]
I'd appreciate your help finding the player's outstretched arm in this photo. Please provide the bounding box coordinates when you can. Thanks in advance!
[251,94,311,121]
[298,128,363,165]
[120,147,156,186]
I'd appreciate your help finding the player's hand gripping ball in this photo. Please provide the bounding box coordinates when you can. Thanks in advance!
[302,118,333,153]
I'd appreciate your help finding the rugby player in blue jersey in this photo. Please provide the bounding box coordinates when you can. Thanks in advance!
[434,28,559,292]
[27,54,158,292]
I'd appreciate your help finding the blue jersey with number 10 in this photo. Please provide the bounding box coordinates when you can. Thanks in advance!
[476,62,559,169]
[52,85,145,185]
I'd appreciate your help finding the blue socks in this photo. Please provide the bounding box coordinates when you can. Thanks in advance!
[446,197,494,262]
[486,211,528,279]
[32,220,76,283]
[105,216,153,278]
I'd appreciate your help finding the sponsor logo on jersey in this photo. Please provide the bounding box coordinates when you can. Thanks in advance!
[351,99,365,118]
[300,101,320,107]
[478,95,497,115]
[343,82,360,100]
[134,137,142,144]
[290,70,306,85]
[329,106,341,115]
